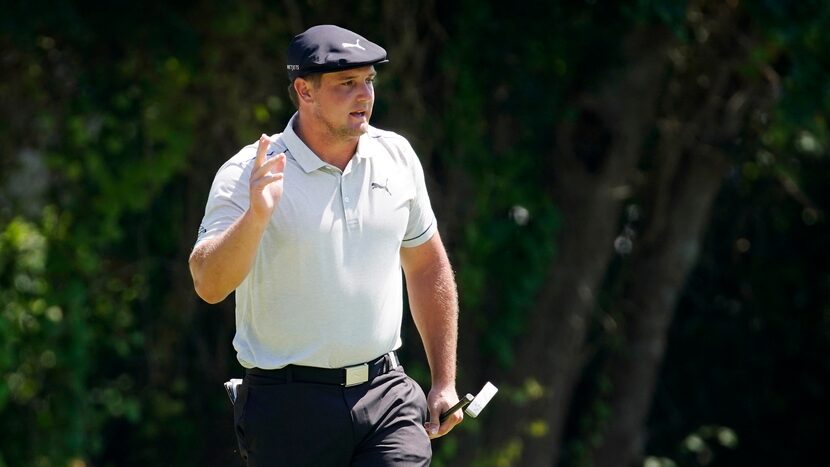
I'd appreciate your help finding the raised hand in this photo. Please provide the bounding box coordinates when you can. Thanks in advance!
[249,134,286,221]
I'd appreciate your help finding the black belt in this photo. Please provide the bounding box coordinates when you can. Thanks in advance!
[246,351,399,387]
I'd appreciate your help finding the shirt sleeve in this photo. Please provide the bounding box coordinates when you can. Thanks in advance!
[401,141,438,248]
[194,149,254,247]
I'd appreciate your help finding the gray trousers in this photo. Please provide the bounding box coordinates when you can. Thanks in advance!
[234,366,431,466]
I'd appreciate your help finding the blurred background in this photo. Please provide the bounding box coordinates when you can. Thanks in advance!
[1,0,829,466]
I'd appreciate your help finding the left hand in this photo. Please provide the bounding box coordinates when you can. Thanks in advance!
[424,385,462,439]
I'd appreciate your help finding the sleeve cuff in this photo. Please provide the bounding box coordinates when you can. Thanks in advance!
[401,220,437,248]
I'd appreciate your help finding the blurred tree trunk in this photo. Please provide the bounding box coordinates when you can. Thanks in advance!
[483,27,671,466]
[591,3,776,464]
[591,145,728,467]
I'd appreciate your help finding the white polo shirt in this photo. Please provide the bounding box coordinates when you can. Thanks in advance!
[196,113,437,369]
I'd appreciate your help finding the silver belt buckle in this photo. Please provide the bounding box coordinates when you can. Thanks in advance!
[344,363,369,387]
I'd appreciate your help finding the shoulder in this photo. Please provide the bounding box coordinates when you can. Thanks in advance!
[364,126,420,165]
[366,126,413,147]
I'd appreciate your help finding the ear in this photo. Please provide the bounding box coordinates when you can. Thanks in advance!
[294,78,315,105]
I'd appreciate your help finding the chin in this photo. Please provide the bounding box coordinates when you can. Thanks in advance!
[345,123,369,137]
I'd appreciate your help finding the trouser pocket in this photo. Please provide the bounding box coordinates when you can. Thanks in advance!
[233,379,250,461]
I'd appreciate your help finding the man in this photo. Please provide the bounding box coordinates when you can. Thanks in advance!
[189,24,461,466]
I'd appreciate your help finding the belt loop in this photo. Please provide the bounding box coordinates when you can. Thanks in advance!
[387,351,399,371]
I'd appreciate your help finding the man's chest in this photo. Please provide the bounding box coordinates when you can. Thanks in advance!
[271,157,415,242]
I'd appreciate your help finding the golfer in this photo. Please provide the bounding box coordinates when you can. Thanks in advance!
[189,24,461,466]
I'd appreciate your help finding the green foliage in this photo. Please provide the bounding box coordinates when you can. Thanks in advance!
[1,0,829,466]
[0,208,141,465]
[0,2,199,464]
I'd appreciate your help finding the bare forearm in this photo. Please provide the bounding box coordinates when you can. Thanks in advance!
[190,135,285,304]
[189,209,268,303]
[402,233,462,437]
[407,252,459,387]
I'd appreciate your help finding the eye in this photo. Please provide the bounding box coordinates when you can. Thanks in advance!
[342,79,354,86]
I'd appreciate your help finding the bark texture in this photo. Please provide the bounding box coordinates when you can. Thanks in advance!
[590,147,729,467]
[591,3,778,464]
[482,27,673,466]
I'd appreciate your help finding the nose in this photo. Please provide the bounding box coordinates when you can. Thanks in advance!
[357,81,373,102]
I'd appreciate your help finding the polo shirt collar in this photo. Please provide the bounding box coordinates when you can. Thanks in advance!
[354,129,376,161]
[282,112,375,173]
[282,113,327,173]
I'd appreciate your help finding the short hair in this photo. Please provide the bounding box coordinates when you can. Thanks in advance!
[287,73,322,109]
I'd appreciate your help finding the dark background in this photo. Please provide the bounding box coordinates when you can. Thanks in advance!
[1,1,828,466]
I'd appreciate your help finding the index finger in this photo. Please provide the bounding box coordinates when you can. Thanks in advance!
[255,133,272,168]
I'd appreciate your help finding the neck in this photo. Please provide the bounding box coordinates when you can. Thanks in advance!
[295,112,359,171]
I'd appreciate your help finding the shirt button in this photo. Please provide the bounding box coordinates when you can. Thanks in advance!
[344,196,351,203]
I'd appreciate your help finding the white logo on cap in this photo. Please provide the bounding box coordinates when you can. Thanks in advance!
[342,39,366,51]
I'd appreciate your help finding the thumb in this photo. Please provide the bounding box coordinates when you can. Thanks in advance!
[425,404,440,436]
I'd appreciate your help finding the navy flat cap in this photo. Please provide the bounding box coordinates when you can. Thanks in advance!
[286,25,388,80]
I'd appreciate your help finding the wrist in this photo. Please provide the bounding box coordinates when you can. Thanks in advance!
[430,377,456,391]
[244,206,272,230]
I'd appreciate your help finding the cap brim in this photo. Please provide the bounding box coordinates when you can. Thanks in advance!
[289,59,389,80]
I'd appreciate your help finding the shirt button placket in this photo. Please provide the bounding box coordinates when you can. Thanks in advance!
[342,173,359,231]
